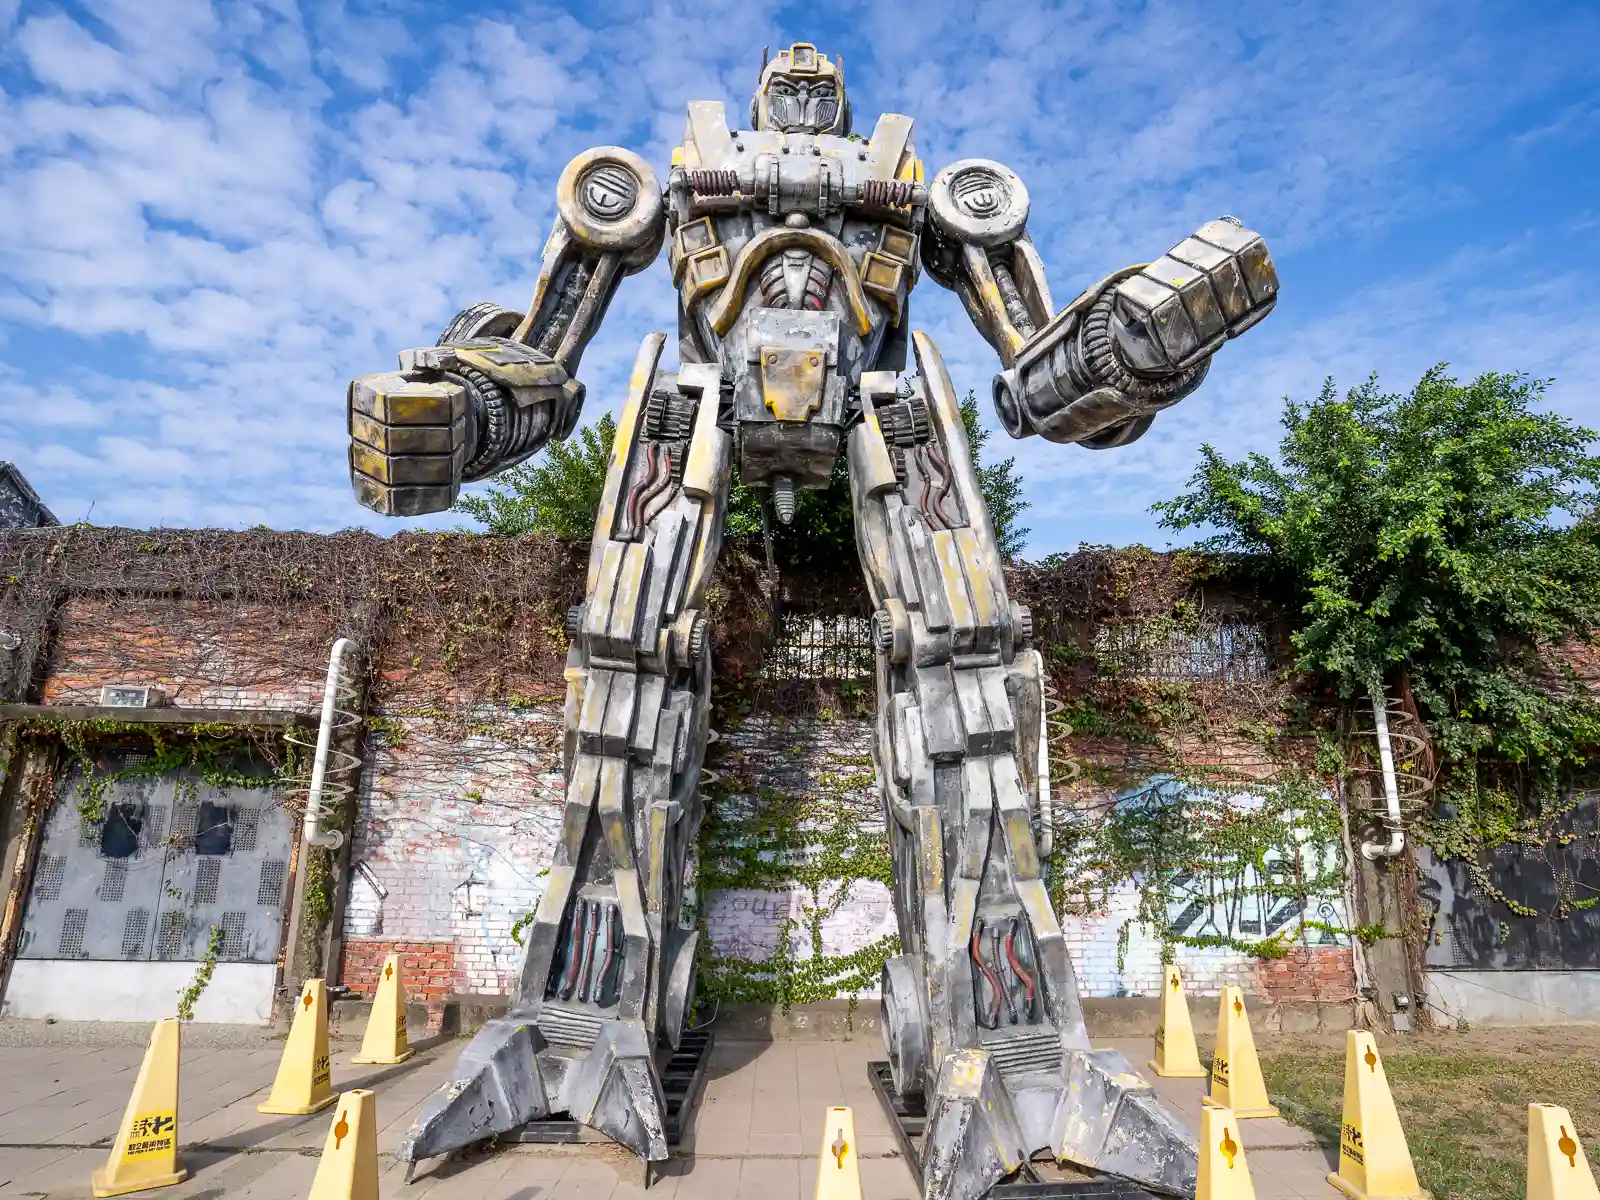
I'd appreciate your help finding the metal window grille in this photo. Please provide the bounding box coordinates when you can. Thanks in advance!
[194,859,222,906]
[34,855,66,902]
[1093,621,1269,682]
[233,808,261,852]
[219,911,248,960]
[256,860,287,907]
[100,861,128,903]
[121,908,149,960]
[169,803,199,846]
[58,909,89,957]
[156,912,186,960]
[142,805,168,853]
[762,613,874,681]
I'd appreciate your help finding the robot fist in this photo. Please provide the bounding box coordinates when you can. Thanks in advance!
[1110,218,1278,378]
[348,370,469,517]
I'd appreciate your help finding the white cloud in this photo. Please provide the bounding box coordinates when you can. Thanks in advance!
[0,0,1596,554]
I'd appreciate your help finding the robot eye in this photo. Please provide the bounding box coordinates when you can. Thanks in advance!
[811,84,835,99]
[768,79,796,96]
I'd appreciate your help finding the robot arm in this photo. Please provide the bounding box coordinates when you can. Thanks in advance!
[921,159,1277,449]
[348,147,666,516]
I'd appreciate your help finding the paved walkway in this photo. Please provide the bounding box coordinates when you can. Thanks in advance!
[0,1024,1342,1199]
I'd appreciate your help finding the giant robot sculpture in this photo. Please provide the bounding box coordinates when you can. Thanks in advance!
[345,44,1277,1200]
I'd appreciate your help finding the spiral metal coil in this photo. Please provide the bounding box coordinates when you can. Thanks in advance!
[1349,693,1435,816]
[863,178,917,208]
[686,169,739,196]
[284,645,365,829]
[1039,681,1083,857]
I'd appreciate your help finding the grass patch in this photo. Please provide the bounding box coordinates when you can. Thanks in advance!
[1253,1028,1600,1200]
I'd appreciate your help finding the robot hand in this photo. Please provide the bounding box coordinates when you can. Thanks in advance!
[992,217,1277,448]
[1108,217,1278,378]
[348,322,584,517]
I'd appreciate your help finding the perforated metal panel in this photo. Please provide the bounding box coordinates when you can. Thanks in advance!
[194,859,222,906]
[34,856,66,902]
[17,747,295,964]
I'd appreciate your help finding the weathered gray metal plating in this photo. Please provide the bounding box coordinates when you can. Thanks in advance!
[341,41,1279,1198]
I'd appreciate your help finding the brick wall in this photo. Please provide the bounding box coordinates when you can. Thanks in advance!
[1255,945,1357,1002]
[40,596,326,712]
[338,705,564,997]
[20,587,1355,1009]
[340,937,457,1001]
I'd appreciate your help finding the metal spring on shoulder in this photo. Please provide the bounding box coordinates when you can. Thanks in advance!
[863,178,917,208]
[687,169,739,196]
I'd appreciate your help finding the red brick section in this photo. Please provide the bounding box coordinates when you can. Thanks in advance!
[341,937,459,1000]
[1253,944,1355,1002]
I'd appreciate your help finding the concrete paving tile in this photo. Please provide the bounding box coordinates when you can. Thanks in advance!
[858,1154,919,1200]
[667,1154,741,1200]
[0,1144,103,1195]
[0,1145,82,1191]
[736,1155,803,1200]
[746,1131,805,1156]
[544,1157,623,1200]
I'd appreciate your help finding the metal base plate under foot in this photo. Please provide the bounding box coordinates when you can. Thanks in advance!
[867,1060,1158,1200]
[503,1028,715,1147]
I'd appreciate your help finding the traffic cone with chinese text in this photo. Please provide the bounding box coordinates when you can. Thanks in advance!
[1149,965,1207,1078]
[1204,986,1278,1118]
[351,954,413,1065]
[307,1089,379,1200]
[1528,1103,1599,1200]
[91,1017,187,1197]
[1326,1031,1429,1200]
[259,978,336,1115]
[1199,1103,1256,1200]
[814,1106,863,1200]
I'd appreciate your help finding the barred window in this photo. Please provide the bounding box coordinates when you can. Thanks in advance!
[762,613,874,681]
[1093,621,1269,682]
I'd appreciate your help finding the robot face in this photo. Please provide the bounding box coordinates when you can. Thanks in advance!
[765,75,841,134]
[751,43,849,136]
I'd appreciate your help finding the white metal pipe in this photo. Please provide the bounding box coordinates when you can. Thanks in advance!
[1034,650,1054,857]
[1361,685,1405,860]
[303,637,355,850]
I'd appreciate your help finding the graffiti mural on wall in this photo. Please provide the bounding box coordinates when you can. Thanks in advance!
[1420,790,1600,971]
[1064,775,1348,997]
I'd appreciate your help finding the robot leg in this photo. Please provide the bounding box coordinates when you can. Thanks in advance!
[396,334,731,1170]
[849,331,1199,1200]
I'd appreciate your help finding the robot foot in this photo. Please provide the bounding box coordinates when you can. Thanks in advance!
[395,1017,669,1169]
[920,1049,1030,1200]
[914,1047,1199,1200]
[1053,1049,1200,1197]
[395,1017,549,1165]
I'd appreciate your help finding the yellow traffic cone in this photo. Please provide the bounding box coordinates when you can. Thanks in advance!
[259,977,337,1115]
[1326,1031,1430,1200]
[1149,965,1207,1078]
[1204,986,1279,1118]
[308,1089,379,1200]
[352,954,413,1065]
[1528,1104,1599,1200]
[91,1017,188,1197]
[814,1106,863,1200]
[1199,1103,1256,1200]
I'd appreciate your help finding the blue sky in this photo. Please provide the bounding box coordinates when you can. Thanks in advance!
[1,0,1597,556]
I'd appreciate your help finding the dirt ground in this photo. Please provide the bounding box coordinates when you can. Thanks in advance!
[1224,1025,1600,1200]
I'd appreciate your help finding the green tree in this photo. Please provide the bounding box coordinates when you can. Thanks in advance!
[453,413,616,538]
[455,391,1030,562]
[961,391,1030,561]
[1152,365,1600,785]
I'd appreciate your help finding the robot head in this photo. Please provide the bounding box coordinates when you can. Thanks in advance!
[749,43,850,136]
